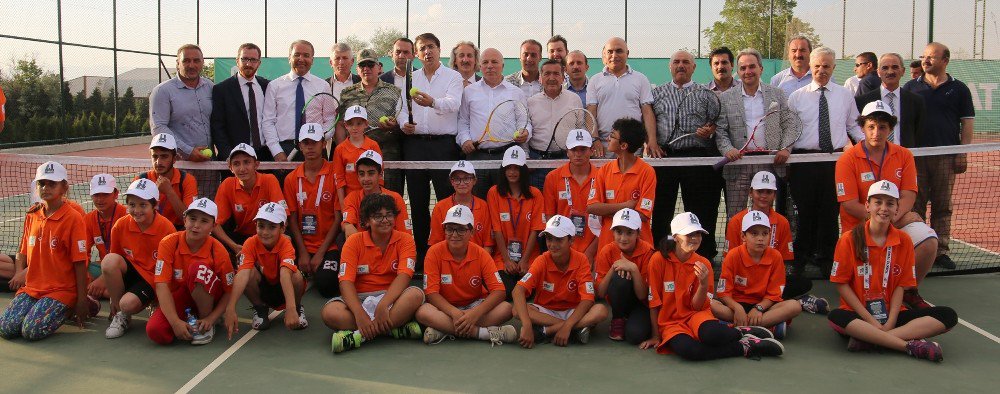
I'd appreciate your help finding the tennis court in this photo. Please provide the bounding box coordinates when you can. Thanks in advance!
[1,145,999,392]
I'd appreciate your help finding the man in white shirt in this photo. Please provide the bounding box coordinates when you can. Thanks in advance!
[786,46,864,276]
[379,37,415,91]
[527,58,584,188]
[449,41,481,87]
[328,42,360,100]
[586,37,656,158]
[458,48,528,198]
[399,32,465,267]
[505,39,543,98]
[770,36,813,97]
[260,40,335,162]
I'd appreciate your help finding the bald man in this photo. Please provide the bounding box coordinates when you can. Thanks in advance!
[586,37,657,158]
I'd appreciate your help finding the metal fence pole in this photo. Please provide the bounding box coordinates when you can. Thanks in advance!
[768,0,774,58]
[57,0,67,142]
[158,0,162,83]
[264,0,268,57]
[929,0,935,43]
[113,0,120,137]
[477,0,481,47]
[697,0,702,57]
[624,0,628,42]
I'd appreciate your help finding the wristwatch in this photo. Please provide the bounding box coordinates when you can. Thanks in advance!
[754,304,766,313]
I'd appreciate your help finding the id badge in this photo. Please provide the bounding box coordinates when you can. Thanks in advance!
[865,298,888,324]
[508,240,523,262]
[570,215,585,237]
[302,214,318,235]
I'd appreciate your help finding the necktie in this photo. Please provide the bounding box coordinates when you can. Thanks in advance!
[884,91,897,142]
[294,76,305,140]
[247,82,261,148]
[818,87,833,152]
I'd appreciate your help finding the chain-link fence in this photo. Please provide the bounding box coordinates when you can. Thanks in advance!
[2,0,998,148]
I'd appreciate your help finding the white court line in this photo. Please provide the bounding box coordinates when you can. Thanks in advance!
[953,238,1000,258]
[927,301,1000,345]
[174,308,284,394]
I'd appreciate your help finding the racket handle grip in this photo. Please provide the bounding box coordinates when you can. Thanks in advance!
[712,157,730,171]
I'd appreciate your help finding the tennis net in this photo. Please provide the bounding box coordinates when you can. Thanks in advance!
[1,143,997,277]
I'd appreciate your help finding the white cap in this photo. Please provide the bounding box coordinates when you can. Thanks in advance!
[298,123,325,142]
[344,105,368,122]
[867,180,900,199]
[442,204,474,226]
[501,145,527,167]
[355,149,383,167]
[741,210,771,232]
[565,128,594,150]
[229,143,257,160]
[184,197,218,220]
[541,215,577,238]
[123,179,159,202]
[750,171,778,191]
[450,160,476,176]
[254,202,287,224]
[150,133,177,151]
[611,208,642,230]
[670,212,709,236]
[862,100,894,117]
[34,161,68,182]
[89,173,117,195]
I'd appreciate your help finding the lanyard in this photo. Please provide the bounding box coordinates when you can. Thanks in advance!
[861,143,889,182]
[563,177,595,209]
[96,210,113,248]
[862,245,893,295]
[298,174,326,209]
[507,196,525,234]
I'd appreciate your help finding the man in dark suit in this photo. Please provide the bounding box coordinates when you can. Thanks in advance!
[379,37,415,91]
[855,52,924,148]
[211,43,271,161]
[854,52,881,97]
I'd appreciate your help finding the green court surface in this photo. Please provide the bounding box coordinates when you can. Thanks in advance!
[1,275,999,393]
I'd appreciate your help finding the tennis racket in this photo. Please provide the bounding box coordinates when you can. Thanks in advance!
[404,59,415,125]
[288,92,340,160]
[473,100,529,148]
[664,88,723,151]
[543,108,596,155]
[712,102,802,170]
[364,84,405,134]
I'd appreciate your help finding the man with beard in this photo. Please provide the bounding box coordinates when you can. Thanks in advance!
[211,43,271,161]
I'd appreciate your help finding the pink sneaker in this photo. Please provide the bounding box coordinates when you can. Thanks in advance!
[608,318,626,341]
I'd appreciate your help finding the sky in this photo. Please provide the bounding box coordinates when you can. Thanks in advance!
[1,0,998,80]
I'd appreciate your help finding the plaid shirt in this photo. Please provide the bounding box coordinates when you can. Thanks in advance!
[651,82,719,150]
[340,80,402,129]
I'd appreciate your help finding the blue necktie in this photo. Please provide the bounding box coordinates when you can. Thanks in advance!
[294,76,305,140]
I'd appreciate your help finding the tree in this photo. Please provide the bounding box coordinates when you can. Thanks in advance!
[340,35,370,54]
[370,27,406,57]
[703,0,822,59]
[201,61,215,82]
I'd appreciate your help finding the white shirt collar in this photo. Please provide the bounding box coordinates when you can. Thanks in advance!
[237,73,256,85]
[669,80,696,89]
[602,65,633,76]
[880,85,901,97]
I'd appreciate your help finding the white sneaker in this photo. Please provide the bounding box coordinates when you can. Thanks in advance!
[297,306,309,329]
[488,325,518,347]
[105,312,130,339]
[191,325,215,345]
[422,327,454,345]
[251,305,270,330]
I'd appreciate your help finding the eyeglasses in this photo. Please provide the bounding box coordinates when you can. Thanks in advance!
[854,62,870,67]
[444,226,471,235]
[358,63,379,69]
[239,57,261,64]
[370,213,396,223]
[451,176,475,184]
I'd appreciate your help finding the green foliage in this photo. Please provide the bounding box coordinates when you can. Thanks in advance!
[703,0,822,59]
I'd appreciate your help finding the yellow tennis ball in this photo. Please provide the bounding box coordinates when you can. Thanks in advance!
[379,116,389,124]
[200,148,213,158]
[513,129,523,138]
[409,87,420,96]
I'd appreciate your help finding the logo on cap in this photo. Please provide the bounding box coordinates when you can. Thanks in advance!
[752,211,762,221]
[689,213,700,224]
[264,204,275,213]
[876,101,884,110]
[452,207,463,217]
[98,177,107,186]
[136,180,147,190]
[197,199,207,208]
[761,174,770,183]
[354,106,362,114]
[621,210,631,221]
[510,150,519,159]
[364,151,374,158]
[158,134,167,142]
[880,181,891,191]
[44,164,54,174]
[575,131,584,141]
[458,161,466,167]
[553,217,561,227]
[308,124,317,134]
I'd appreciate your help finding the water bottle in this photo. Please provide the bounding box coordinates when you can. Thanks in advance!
[185,308,198,332]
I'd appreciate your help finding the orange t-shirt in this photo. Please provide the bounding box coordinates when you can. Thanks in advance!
[835,143,917,232]
[517,249,595,311]
[332,136,382,193]
[725,208,794,261]
[831,224,917,312]
[342,188,412,234]
[717,245,785,304]
[587,158,656,246]
[0,85,6,123]
[339,230,416,294]
[154,232,234,293]
[283,161,341,253]
[543,163,600,253]
[136,168,198,227]
[84,203,128,261]
[646,250,717,354]
[428,195,494,247]
[423,241,504,307]
[17,202,88,306]
[594,239,656,288]
[238,234,298,285]
[215,172,286,237]
[487,186,545,270]
[110,212,176,286]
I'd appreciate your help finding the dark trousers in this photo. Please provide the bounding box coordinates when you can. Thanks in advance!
[666,321,744,361]
[787,160,839,273]
[607,274,652,344]
[528,148,565,191]
[499,271,521,302]
[466,148,507,199]
[652,149,724,260]
[404,136,460,270]
[782,272,814,300]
